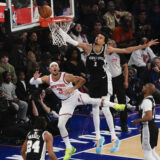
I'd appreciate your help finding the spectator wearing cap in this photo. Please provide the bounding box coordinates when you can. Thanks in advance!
[0,51,17,84]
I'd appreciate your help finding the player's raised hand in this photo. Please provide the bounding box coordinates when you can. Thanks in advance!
[147,39,159,47]
[33,71,42,80]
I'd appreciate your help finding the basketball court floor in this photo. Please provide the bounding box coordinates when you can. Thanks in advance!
[0,106,160,160]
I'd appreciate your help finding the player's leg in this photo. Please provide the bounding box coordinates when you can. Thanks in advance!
[78,92,105,153]
[152,149,160,160]
[142,125,156,160]
[58,100,76,160]
[101,94,120,152]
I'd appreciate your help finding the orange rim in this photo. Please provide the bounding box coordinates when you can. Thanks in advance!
[39,16,72,27]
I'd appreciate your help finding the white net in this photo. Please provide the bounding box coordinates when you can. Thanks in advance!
[48,18,72,47]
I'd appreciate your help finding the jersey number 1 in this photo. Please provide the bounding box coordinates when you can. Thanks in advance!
[27,140,40,153]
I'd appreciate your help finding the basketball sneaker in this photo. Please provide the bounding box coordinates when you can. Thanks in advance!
[126,103,136,112]
[110,138,120,152]
[63,146,76,160]
[113,104,125,111]
[95,136,105,154]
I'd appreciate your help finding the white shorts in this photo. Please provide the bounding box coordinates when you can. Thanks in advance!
[59,90,100,116]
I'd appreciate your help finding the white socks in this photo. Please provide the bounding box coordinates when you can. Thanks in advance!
[102,106,117,140]
[92,104,101,139]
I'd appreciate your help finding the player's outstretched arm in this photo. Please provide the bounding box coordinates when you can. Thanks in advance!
[45,132,58,160]
[106,39,159,54]
[21,139,27,160]
[58,27,91,54]
[29,71,49,87]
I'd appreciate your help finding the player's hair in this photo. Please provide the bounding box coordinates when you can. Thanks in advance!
[146,83,156,95]
[99,30,108,43]
[34,116,47,130]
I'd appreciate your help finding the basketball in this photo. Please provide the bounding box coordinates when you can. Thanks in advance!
[38,5,52,18]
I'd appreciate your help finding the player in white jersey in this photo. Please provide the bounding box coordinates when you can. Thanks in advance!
[30,62,125,160]
[133,83,160,160]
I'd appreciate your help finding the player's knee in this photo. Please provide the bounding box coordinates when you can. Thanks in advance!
[58,120,65,130]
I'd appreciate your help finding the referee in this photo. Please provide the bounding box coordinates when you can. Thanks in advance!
[133,83,159,160]
[106,40,128,132]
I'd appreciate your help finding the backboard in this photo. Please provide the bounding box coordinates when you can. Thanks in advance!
[2,0,74,32]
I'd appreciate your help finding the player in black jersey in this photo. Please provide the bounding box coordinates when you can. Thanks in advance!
[133,83,160,160]
[58,27,159,152]
[21,116,57,160]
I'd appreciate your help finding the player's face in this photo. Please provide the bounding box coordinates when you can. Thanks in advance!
[142,84,148,94]
[49,64,59,76]
[95,34,105,45]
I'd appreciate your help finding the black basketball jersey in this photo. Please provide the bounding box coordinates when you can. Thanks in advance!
[86,44,107,79]
[26,129,46,160]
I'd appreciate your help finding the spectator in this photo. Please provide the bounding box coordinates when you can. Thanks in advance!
[1,71,28,123]
[41,31,60,57]
[10,39,28,73]
[27,32,42,62]
[112,15,136,48]
[16,71,30,102]
[103,1,130,31]
[128,37,156,77]
[132,0,147,17]
[126,67,142,106]
[69,23,89,65]
[141,57,160,90]
[0,51,17,84]
[114,0,126,11]
[30,88,59,135]
[148,0,160,36]
[135,11,152,41]
[39,52,52,76]
[64,46,86,78]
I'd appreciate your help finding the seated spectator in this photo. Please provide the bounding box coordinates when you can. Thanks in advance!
[64,46,86,78]
[103,1,130,31]
[69,23,89,65]
[141,57,160,90]
[128,37,156,77]
[16,71,30,102]
[135,11,152,41]
[112,15,136,48]
[126,67,143,106]
[30,88,59,135]
[64,46,88,93]
[1,71,28,123]
[27,32,42,62]
[0,51,17,84]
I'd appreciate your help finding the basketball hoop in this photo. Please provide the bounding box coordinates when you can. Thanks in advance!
[39,16,72,47]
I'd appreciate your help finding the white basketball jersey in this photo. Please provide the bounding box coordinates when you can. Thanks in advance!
[49,72,76,100]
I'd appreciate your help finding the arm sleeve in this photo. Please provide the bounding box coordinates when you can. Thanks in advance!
[30,77,42,88]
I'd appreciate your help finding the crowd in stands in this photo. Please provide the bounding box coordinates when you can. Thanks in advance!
[0,0,160,140]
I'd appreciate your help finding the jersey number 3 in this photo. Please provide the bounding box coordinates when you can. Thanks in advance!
[27,140,40,153]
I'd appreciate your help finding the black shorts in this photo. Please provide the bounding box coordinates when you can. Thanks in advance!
[141,120,159,149]
[88,76,108,98]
